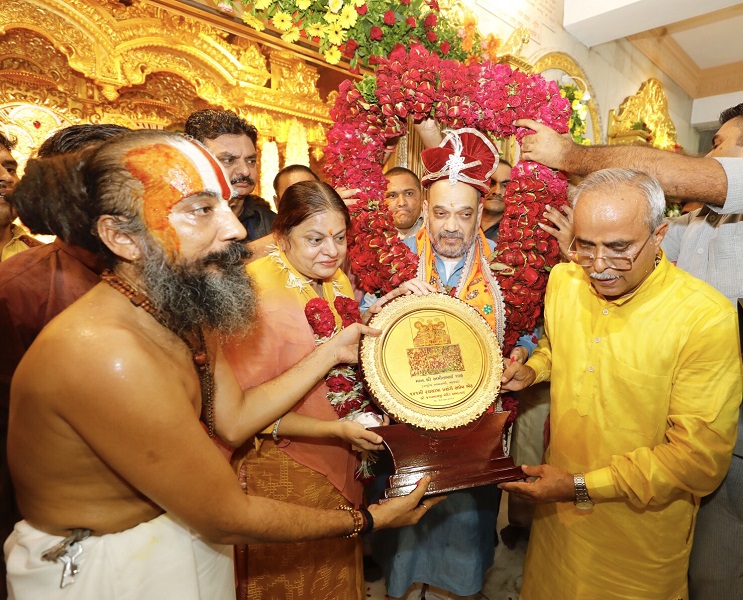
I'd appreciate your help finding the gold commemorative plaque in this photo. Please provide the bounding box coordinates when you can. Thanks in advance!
[361,293,503,431]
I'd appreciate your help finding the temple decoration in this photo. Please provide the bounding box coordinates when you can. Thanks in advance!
[230,0,474,70]
[259,139,280,210]
[608,78,678,150]
[532,51,601,144]
[284,120,310,168]
[0,0,335,187]
[495,27,532,75]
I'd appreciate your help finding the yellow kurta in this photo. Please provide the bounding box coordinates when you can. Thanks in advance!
[521,256,742,600]
[1,224,40,262]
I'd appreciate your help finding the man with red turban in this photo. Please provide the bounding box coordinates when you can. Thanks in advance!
[369,128,536,599]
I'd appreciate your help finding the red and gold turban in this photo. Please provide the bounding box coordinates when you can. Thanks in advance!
[421,128,499,195]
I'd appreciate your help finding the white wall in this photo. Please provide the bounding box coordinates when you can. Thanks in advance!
[473,0,700,151]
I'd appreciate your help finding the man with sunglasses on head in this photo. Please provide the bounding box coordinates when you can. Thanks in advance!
[499,168,741,600]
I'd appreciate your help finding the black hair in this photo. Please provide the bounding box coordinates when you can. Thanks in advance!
[719,103,743,146]
[12,130,178,256]
[37,123,130,158]
[0,131,16,152]
[185,110,257,146]
[385,167,421,190]
[272,164,318,193]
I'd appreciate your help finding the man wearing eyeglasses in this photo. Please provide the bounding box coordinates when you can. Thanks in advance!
[499,168,741,599]
[519,105,743,599]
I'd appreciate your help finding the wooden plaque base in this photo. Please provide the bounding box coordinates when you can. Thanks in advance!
[370,411,525,498]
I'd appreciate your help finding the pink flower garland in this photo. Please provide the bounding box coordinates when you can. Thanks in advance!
[324,43,571,357]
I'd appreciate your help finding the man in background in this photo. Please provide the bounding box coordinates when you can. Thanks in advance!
[273,164,318,208]
[185,109,275,241]
[0,132,40,263]
[480,158,511,244]
[383,167,424,239]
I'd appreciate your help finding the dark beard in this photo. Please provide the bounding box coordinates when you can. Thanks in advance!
[137,239,257,337]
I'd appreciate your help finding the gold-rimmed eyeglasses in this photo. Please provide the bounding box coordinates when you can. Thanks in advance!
[567,234,653,271]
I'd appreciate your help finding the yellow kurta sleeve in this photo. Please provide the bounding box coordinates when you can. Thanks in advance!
[525,337,552,383]
[585,307,742,505]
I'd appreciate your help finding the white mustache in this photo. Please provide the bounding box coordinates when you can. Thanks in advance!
[590,272,621,281]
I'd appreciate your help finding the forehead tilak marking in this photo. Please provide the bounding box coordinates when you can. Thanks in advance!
[124,142,207,253]
[185,139,232,201]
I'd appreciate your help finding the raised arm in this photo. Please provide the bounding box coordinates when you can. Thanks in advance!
[516,119,729,206]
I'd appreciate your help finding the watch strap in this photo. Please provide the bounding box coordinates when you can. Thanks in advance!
[573,472,593,506]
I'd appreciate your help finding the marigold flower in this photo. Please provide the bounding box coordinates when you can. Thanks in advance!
[281,28,300,43]
[324,46,342,64]
[272,11,292,31]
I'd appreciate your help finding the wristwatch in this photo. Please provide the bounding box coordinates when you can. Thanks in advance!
[573,473,594,510]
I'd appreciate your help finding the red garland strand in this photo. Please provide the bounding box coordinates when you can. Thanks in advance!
[324,43,571,358]
[304,296,374,421]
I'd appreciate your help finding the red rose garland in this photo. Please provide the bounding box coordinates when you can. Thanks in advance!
[305,295,379,477]
[324,43,571,357]
[303,296,375,421]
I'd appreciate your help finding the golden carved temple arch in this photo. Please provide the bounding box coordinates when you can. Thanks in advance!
[0,0,337,194]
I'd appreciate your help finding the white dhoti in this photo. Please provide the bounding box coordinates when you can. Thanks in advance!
[4,513,235,599]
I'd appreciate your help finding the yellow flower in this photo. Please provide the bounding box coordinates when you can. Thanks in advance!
[272,11,293,31]
[305,22,325,39]
[323,10,339,23]
[328,0,343,13]
[324,46,342,64]
[326,22,346,46]
[242,13,265,31]
[339,4,357,28]
[296,0,312,9]
[254,0,273,10]
[281,28,300,43]
[352,0,365,6]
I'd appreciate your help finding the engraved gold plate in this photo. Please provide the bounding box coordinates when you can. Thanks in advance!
[361,293,503,430]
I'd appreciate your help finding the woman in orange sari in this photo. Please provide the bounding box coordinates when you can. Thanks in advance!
[223,181,385,600]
